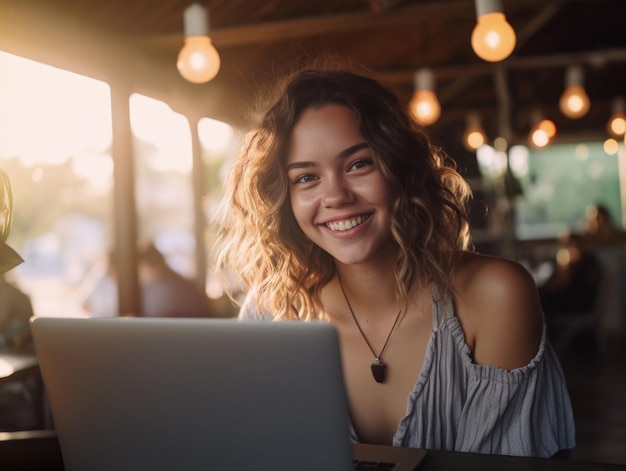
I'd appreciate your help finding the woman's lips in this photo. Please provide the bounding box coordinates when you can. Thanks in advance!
[325,213,372,232]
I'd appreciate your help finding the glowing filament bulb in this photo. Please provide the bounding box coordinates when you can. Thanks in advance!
[177,4,221,84]
[559,66,590,119]
[471,0,516,62]
[409,68,441,126]
[463,113,487,151]
[607,97,626,138]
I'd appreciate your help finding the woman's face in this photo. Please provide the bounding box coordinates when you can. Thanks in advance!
[285,104,394,266]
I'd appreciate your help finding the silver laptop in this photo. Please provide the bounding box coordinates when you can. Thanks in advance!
[30,317,426,471]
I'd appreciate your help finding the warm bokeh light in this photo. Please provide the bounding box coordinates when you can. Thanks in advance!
[471,12,516,62]
[538,119,557,138]
[603,138,619,155]
[493,136,508,152]
[409,68,440,126]
[177,4,220,84]
[466,131,486,150]
[556,247,571,267]
[531,128,550,148]
[559,85,590,119]
[559,67,590,119]
[177,36,221,84]
[607,101,626,140]
[607,97,625,138]
[463,113,487,151]
[528,117,556,148]
[409,90,441,126]
[608,115,626,137]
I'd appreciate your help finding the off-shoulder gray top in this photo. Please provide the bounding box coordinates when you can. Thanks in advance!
[238,288,576,458]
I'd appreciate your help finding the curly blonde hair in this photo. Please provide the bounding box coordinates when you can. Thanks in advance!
[214,64,471,320]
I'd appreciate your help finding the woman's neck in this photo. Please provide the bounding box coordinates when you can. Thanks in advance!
[334,254,400,319]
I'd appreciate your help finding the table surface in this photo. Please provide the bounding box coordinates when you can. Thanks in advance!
[1,431,625,471]
[0,351,39,386]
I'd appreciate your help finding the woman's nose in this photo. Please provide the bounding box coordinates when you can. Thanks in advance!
[321,177,354,208]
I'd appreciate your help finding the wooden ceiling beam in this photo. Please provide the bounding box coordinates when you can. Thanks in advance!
[139,0,549,49]
[433,3,562,107]
[376,48,626,84]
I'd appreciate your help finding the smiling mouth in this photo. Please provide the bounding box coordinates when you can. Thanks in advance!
[325,214,371,232]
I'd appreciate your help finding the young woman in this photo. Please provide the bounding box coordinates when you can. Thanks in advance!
[214,64,575,458]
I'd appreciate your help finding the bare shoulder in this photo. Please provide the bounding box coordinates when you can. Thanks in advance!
[455,251,539,302]
[453,251,543,370]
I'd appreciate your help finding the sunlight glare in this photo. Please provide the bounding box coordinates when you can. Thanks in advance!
[72,151,114,193]
[129,94,193,173]
[0,51,112,169]
[198,117,234,160]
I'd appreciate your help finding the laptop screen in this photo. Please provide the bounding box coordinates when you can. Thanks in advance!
[31,317,354,471]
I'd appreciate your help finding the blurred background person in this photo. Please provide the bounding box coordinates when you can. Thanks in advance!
[539,232,603,318]
[0,168,32,352]
[584,203,626,246]
[0,272,34,352]
[137,241,212,318]
[0,168,42,431]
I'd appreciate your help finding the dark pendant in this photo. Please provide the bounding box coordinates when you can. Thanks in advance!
[371,358,386,383]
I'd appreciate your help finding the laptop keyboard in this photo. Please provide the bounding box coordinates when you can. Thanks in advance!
[353,459,397,470]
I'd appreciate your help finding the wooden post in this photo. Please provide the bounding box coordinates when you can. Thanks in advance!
[110,81,141,316]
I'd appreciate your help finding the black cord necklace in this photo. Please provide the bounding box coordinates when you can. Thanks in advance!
[338,275,403,384]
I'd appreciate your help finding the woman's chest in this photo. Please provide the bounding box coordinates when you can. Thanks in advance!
[337,316,432,444]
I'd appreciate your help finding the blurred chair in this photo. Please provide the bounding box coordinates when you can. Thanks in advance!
[540,233,606,354]
[0,352,50,431]
[548,242,626,355]
[549,270,607,355]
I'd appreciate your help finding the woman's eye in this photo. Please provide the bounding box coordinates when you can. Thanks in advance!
[349,158,373,171]
[294,174,317,184]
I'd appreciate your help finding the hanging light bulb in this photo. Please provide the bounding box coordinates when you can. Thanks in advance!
[409,68,441,126]
[530,127,550,148]
[559,66,590,119]
[528,110,556,148]
[538,119,557,139]
[607,97,626,138]
[177,3,221,84]
[471,0,516,62]
[462,113,487,151]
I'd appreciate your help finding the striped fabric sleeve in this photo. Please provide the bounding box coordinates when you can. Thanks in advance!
[454,333,576,457]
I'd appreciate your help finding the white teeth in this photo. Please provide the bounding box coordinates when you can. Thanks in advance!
[327,215,368,232]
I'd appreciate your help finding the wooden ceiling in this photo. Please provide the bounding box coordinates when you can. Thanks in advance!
[2,0,626,149]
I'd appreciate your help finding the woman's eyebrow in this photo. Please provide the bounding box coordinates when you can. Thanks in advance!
[286,142,370,172]
[286,161,314,171]
[338,142,369,158]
